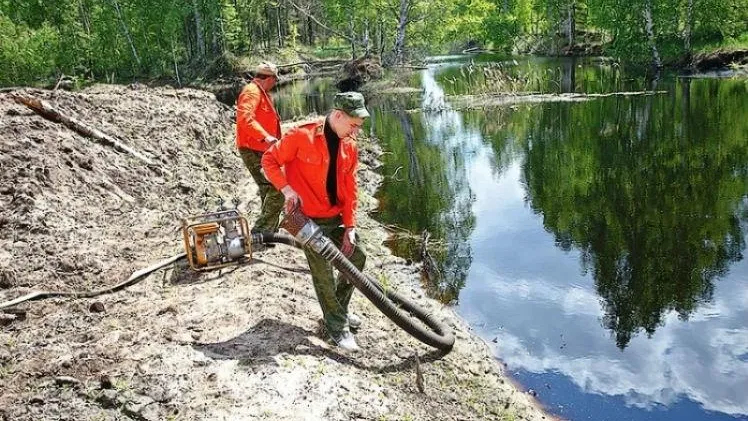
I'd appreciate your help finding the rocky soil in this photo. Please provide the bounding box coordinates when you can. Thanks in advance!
[0,85,552,421]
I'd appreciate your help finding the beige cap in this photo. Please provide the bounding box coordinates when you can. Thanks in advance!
[255,62,279,77]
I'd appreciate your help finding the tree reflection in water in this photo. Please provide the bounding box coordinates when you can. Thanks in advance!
[521,78,748,348]
[375,79,476,304]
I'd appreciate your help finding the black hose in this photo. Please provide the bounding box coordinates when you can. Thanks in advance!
[0,253,187,310]
[250,232,302,249]
[259,231,455,352]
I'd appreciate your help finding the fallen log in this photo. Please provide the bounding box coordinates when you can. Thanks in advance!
[446,90,668,109]
[389,65,429,70]
[277,58,348,69]
[10,93,156,168]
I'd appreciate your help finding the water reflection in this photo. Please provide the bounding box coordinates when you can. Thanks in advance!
[393,62,748,419]
[273,78,337,120]
[521,79,748,349]
[375,67,476,303]
[434,56,640,96]
[459,74,748,420]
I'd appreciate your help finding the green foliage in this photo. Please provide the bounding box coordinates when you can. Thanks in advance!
[0,0,745,85]
[484,14,521,51]
[0,15,60,86]
[585,0,748,64]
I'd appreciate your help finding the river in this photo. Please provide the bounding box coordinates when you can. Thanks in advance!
[273,55,748,421]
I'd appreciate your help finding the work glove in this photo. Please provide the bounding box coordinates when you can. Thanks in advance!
[264,135,278,144]
[281,185,301,214]
[341,227,357,258]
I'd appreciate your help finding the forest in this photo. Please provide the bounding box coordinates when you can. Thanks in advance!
[1,0,747,86]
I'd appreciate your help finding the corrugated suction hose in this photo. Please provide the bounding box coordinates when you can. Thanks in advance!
[271,208,455,352]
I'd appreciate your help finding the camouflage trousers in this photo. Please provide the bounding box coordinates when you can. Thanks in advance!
[304,216,367,336]
[239,148,284,233]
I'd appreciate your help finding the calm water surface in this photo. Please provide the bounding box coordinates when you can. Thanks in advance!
[274,56,748,421]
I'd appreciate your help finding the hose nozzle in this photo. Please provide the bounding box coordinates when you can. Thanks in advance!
[280,207,329,254]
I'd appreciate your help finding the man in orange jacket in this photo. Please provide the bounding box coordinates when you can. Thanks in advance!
[262,92,369,351]
[236,62,283,234]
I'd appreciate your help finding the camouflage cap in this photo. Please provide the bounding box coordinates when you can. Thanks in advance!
[334,91,370,119]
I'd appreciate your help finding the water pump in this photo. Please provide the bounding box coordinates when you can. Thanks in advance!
[180,210,252,271]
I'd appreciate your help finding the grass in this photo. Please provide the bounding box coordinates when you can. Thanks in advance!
[377,273,394,296]
[502,411,518,421]
[311,362,327,381]
[693,33,748,54]
[1,334,16,348]
[165,413,182,421]
[0,363,13,379]
[112,377,131,393]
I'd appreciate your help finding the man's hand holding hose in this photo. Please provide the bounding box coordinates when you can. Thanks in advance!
[341,227,356,257]
[281,185,301,214]
[281,184,356,258]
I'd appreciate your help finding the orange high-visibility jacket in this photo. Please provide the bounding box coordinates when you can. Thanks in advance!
[261,118,359,228]
[236,81,281,152]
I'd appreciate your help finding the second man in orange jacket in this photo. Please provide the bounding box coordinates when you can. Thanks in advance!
[236,62,284,234]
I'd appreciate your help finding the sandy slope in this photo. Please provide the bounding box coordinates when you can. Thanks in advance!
[0,86,552,421]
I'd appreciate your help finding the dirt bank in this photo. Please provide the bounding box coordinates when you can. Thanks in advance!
[0,86,552,420]
[692,48,748,71]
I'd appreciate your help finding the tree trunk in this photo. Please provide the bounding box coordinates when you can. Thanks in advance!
[643,0,662,68]
[286,0,358,45]
[265,8,272,51]
[276,4,283,48]
[173,43,181,87]
[282,4,289,41]
[307,16,315,44]
[78,0,91,35]
[183,18,193,61]
[364,18,371,57]
[374,17,380,56]
[393,0,410,65]
[192,0,205,60]
[379,18,385,57]
[219,9,227,53]
[349,17,356,58]
[110,0,140,67]
[212,10,221,56]
[684,0,693,57]
[77,0,93,74]
[12,94,155,167]
[567,0,576,48]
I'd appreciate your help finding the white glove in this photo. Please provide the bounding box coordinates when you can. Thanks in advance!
[281,185,301,213]
[341,227,357,257]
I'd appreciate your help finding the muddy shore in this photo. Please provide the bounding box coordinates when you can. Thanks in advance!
[0,85,552,420]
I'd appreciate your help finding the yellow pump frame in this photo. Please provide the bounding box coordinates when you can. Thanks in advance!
[181,210,251,271]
